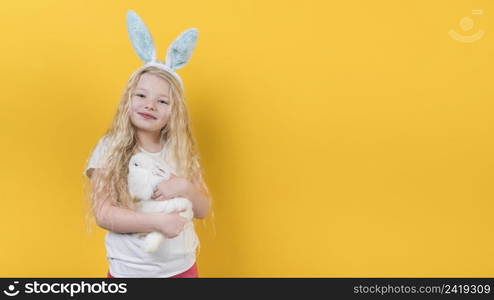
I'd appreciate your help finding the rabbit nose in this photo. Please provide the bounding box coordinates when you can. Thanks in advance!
[152,167,167,177]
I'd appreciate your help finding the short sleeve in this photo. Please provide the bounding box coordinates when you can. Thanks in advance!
[83,135,110,179]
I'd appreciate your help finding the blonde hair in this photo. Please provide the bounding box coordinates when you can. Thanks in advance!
[87,66,211,220]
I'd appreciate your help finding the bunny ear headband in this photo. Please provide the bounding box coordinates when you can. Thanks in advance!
[126,10,198,90]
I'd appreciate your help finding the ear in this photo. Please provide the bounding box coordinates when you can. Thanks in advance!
[126,10,156,63]
[165,28,198,70]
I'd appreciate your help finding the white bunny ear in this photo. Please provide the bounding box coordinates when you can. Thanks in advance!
[165,28,198,70]
[126,10,156,63]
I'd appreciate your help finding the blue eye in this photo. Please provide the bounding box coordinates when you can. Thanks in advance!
[159,100,169,104]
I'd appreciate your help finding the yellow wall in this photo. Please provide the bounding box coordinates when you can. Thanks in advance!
[1,0,493,277]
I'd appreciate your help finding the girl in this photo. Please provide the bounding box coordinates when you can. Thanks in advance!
[83,11,211,278]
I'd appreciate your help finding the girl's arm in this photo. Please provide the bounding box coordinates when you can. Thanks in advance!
[91,169,186,237]
[152,175,211,219]
[185,177,211,220]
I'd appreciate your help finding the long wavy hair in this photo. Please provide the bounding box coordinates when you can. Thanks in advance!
[86,65,211,220]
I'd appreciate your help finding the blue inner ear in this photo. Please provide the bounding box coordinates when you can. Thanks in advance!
[126,10,155,63]
[167,29,198,70]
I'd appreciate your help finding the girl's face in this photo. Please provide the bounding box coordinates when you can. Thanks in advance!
[130,73,172,134]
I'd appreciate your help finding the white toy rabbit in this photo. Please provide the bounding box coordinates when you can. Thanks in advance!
[128,152,194,253]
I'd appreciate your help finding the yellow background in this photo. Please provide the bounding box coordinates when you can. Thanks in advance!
[1,0,493,277]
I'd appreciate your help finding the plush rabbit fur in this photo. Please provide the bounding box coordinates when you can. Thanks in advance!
[128,152,193,253]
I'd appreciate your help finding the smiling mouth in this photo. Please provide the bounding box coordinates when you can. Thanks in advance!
[138,112,157,120]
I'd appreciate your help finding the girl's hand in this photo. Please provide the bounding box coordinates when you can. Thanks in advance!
[152,175,192,200]
[152,211,187,238]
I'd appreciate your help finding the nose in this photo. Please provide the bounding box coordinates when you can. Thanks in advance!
[144,98,156,111]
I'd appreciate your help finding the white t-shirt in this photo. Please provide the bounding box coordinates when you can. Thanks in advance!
[83,135,198,277]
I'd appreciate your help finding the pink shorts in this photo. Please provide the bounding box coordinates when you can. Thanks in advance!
[107,263,198,278]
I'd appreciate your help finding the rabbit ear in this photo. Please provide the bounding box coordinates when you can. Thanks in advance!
[126,10,156,63]
[165,28,198,70]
